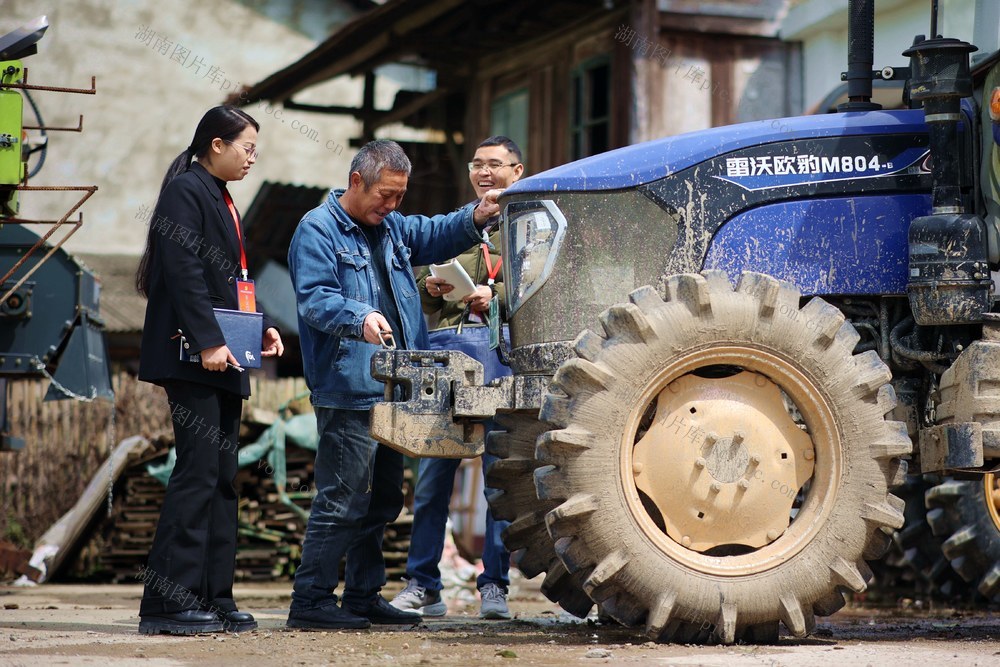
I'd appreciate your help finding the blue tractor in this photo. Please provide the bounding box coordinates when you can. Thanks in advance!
[371,0,1000,642]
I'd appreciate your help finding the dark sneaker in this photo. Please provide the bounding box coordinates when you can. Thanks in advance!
[345,595,421,625]
[139,609,224,635]
[390,578,447,617]
[478,583,512,620]
[286,605,371,630]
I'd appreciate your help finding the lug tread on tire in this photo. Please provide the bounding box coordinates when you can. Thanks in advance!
[504,516,556,579]
[629,285,664,312]
[852,350,893,401]
[582,550,629,602]
[800,297,847,350]
[829,556,871,593]
[483,412,595,615]
[540,558,594,618]
[862,525,896,561]
[735,272,798,319]
[545,492,599,528]
[539,388,570,427]
[599,303,656,344]
[979,561,1000,599]
[552,358,614,395]
[485,456,539,522]
[645,590,678,639]
[662,273,713,316]
[718,602,738,645]
[536,428,593,457]
[812,590,848,616]
[573,330,605,362]
[779,591,815,638]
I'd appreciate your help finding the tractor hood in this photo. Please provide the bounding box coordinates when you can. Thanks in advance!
[506,109,930,194]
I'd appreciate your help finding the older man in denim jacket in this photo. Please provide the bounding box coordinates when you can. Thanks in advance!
[286,140,500,630]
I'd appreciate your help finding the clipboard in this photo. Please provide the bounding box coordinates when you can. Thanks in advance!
[429,259,476,302]
[179,308,263,369]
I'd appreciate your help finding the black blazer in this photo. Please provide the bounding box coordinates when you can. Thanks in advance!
[138,162,275,397]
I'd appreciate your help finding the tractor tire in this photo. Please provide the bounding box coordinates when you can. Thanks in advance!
[924,474,1000,603]
[485,412,595,617]
[872,475,973,603]
[536,272,910,644]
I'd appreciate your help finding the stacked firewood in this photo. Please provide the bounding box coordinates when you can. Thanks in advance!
[68,440,414,583]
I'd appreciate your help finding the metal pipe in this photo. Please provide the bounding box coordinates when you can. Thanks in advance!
[841,0,879,110]
[889,315,955,363]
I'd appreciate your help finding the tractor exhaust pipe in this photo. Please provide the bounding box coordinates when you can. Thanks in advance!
[839,0,880,111]
[905,1,989,325]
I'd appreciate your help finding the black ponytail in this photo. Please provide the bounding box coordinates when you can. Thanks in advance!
[136,105,259,297]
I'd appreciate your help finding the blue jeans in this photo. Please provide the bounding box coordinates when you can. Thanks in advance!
[404,325,512,592]
[406,446,511,592]
[290,407,404,611]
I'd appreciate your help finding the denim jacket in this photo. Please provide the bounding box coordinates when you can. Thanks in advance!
[288,189,482,409]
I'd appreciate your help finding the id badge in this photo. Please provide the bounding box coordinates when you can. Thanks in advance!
[237,279,256,312]
[488,296,500,350]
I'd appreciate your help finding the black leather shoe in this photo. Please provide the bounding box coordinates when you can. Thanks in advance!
[345,596,421,625]
[139,610,224,635]
[216,609,257,633]
[286,604,371,630]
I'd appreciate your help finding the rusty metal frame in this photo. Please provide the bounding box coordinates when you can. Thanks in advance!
[2,67,96,95]
[0,185,98,304]
[23,115,83,132]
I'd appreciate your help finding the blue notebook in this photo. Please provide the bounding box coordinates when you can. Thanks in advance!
[179,308,263,369]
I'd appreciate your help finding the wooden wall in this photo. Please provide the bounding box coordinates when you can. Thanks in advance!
[462,2,799,178]
[0,373,309,549]
[466,9,629,179]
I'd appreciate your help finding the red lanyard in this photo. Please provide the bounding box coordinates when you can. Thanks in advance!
[481,243,501,284]
[222,190,248,279]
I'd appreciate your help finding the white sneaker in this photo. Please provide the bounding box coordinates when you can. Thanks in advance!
[478,583,512,620]
[390,578,447,617]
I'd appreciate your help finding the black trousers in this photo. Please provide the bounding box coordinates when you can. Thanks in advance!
[139,380,242,615]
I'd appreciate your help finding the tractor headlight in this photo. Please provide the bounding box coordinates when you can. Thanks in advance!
[504,199,567,316]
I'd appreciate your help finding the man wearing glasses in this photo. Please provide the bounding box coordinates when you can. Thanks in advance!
[390,136,523,620]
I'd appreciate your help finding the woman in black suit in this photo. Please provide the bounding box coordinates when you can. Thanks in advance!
[135,105,283,635]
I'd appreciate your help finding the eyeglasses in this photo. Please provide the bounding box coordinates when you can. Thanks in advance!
[224,140,258,160]
[468,160,519,172]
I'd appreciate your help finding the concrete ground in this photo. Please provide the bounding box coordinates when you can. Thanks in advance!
[0,576,998,666]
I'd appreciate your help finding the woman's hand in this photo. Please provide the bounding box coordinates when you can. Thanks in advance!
[201,344,239,372]
[262,327,284,357]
